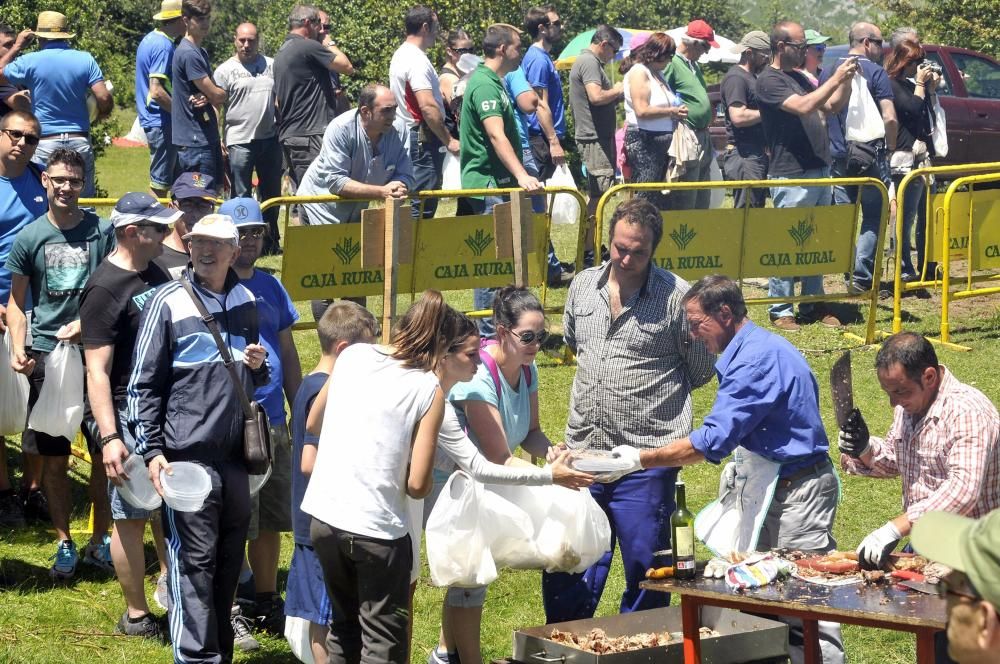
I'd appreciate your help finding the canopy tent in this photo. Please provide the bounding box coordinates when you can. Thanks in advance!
[554,26,740,71]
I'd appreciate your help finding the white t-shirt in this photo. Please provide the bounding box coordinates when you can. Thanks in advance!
[301,344,439,540]
[389,41,444,133]
[624,63,678,132]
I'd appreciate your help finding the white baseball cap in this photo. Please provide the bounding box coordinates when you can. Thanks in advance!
[182,214,239,244]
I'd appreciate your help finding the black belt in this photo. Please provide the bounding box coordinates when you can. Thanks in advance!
[778,458,832,487]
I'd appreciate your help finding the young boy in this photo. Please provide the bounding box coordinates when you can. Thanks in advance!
[285,301,379,663]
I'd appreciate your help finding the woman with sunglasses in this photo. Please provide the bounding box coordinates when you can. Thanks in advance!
[433,286,559,664]
[440,29,475,108]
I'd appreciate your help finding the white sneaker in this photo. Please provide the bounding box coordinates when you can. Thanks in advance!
[154,572,169,611]
[230,604,260,652]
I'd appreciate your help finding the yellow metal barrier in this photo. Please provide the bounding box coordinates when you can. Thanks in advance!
[890,161,1000,336]
[934,172,1000,346]
[594,178,888,344]
[261,186,588,329]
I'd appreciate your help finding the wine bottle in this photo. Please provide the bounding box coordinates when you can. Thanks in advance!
[671,481,696,579]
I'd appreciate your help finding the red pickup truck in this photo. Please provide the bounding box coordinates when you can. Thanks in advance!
[709,44,1000,167]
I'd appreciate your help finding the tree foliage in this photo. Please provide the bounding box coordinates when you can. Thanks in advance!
[864,0,1000,54]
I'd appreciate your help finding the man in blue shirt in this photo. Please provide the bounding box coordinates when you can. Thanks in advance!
[0,11,113,198]
[819,23,897,294]
[0,110,46,528]
[611,274,845,664]
[224,197,302,636]
[136,1,186,198]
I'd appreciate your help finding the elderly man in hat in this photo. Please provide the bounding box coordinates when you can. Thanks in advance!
[0,11,112,198]
[156,171,218,279]
[136,1,187,198]
[664,19,718,210]
[719,30,770,209]
[129,212,268,662]
[80,192,180,638]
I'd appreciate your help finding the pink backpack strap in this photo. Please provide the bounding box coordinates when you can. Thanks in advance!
[479,339,532,410]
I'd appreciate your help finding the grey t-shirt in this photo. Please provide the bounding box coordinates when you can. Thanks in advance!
[569,49,616,142]
[214,54,277,146]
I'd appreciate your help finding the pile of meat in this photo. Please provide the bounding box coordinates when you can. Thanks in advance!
[548,627,720,653]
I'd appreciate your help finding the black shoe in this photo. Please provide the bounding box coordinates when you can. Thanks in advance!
[251,592,286,635]
[0,491,26,528]
[22,489,50,524]
[114,612,166,643]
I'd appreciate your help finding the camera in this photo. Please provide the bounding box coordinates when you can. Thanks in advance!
[918,60,943,75]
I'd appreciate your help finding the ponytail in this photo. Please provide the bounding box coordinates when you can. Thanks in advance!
[392,290,477,370]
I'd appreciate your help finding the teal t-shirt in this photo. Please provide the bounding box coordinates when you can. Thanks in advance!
[449,358,540,453]
[4,211,115,351]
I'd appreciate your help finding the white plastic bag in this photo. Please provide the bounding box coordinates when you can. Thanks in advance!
[441,151,462,190]
[425,471,497,587]
[480,489,545,569]
[0,331,30,436]
[844,72,885,143]
[709,155,725,209]
[545,164,580,225]
[931,97,949,157]
[284,615,315,664]
[27,341,84,441]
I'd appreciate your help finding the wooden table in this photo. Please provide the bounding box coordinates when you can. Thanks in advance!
[641,576,947,663]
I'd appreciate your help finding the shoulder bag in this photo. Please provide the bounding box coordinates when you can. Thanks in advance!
[180,275,272,474]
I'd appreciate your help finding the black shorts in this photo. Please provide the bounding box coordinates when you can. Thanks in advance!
[23,347,98,457]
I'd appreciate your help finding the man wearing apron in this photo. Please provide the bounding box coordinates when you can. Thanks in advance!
[607,275,844,664]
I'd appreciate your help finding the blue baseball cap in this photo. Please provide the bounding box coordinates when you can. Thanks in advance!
[111,192,183,228]
[218,197,266,227]
[170,172,218,201]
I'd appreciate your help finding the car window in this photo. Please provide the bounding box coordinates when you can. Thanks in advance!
[925,52,954,97]
[950,52,1000,99]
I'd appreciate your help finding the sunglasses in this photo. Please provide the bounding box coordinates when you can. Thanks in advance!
[784,40,809,51]
[510,328,548,345]
[238,228,266,240]
[2,128,41,146]
[866,36,884,47]
[452,46,476,55]
[135,223,171,234]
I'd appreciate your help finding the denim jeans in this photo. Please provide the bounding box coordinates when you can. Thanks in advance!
[176,143,224,188]
[831,149,891,289]
[768,167,832,320]
[143,125,178,191]
[464,191,507,338]
[892,173,930,278]
[228,137,283,250]
[33,136,96,198]
[409,128,445,219]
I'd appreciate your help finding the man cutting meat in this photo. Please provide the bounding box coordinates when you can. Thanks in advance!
[606,274,845,664]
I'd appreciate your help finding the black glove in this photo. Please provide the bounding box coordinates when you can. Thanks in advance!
[838,408,870,458]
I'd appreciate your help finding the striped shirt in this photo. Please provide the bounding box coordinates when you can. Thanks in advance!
[841,367,1000,522]
[563,263,715,452]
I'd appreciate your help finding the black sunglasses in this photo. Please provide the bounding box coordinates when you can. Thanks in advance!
[238,228,266,240]
[2,128,40,146]
[510,328,548,345]
[783,40,808,51]
[452,47,476,55]
[866,36,884,46]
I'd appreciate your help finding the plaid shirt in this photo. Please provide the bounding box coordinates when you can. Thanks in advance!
[841,367,1000,522]
[563,263,715,452]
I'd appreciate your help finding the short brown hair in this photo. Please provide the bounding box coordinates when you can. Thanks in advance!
[183,0,211,19]
[0,110,40,134]
[608,198,663,252]
[317,301,379,354]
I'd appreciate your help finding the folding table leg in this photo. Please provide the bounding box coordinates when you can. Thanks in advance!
[915,628,937,664]
[802,619,821,663]
[681,597,702,664]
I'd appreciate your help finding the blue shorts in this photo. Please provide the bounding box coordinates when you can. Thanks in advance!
[286,543,333,625]
[143,125,177,191]
[108,406,157,521]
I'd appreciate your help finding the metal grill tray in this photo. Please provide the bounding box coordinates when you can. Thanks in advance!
[513,606,788,664]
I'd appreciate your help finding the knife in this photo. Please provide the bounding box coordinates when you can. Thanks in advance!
[892,570,938,595]
[830,351,854,429]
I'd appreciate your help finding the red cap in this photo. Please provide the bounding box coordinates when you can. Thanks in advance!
[686,19,719,48]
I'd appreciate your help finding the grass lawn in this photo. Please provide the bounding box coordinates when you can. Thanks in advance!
[1,145,999,662]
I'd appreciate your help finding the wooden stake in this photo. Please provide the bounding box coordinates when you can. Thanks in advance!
[382,198,401,343]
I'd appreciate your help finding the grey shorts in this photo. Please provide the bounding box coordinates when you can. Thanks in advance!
[248,422,293,539]
[108,406,158,521]
[579,138,616,198]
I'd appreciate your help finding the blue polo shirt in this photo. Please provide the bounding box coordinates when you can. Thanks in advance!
[689,321,830,477]
[819,56,894,159]
[240,269,299,421]
[171,38,219,147]
[135,30,175,129]
[520,45,565,138]
[504,69,532,152]
[4,41,103,134]
[0,166,47,301]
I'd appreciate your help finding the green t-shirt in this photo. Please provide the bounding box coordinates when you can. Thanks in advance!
[459,64,522,192]
[665,53,712,130]
[4,211,115,352]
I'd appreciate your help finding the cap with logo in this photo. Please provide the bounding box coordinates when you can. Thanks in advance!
[153,0,182,21]
[183,214,239,244]
[34,11,75,40]
[911,509,1000,608]
[733,30,770,53]
[111,192,183,228]
[685,19,719,48]
[171,172,218,201]
[219,198,266,227]
[805,29,831,46]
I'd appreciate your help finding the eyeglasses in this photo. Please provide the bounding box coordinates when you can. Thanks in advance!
[177,199,215,213]
[935,572,981,602]
[2,128,40,146]
[510,328,548,345]
[814,45,827,53]
[452,47,476,55]
[866,36,884,47]
[238,228,266,240]
[48,176,85,189]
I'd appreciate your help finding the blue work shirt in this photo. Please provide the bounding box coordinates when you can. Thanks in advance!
[4,41,103,134]
[819,56,894,159]
[240,269,299,421]
[520,45,565,138]
[135,30,175,129]
[689,321,830,477]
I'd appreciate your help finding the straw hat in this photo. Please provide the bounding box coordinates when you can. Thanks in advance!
[153,0,183,21]
[34,11,75,40]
